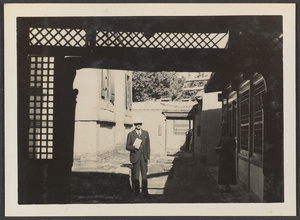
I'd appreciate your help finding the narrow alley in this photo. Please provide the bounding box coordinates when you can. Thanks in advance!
[71,149,252,204]
[16,15,285,206]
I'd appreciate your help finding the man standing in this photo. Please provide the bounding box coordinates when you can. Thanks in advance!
[126,116,150,198]
[215,121,236,192]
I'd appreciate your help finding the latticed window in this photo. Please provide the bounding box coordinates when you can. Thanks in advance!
[96,31,229,49]
[253,79,266,154]
[28,56,54,159]
[238,32,283,51]
[240,89,250,151]
[29,27,87,47]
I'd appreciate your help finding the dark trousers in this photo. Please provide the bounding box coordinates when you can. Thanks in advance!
[132,153,148,194]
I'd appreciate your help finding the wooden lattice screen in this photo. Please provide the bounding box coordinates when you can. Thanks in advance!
[96,31,229,49]
[28,56,55,159]
[253,79,266,154]
[29,28,87,47]
[240,89,250,152]
[28,27,282,51]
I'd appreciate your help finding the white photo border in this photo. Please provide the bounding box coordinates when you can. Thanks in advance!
[4,3,296,216]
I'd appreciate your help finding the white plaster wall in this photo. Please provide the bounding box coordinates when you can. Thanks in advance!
[73,68,132,164]
[238,158,248,187]
[202,92,222,111]
[96,122,115,153]
[73,68,101,120]
[73,121,97,157]
[73,69,100,160]
[194,92,222,163]
[166,119,188,152]
[250,164,264,201]
[124,125,133,142]
[113,70,132,148]
[131,110,166,155]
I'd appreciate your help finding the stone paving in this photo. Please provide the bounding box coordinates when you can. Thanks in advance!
[71,149,252,203]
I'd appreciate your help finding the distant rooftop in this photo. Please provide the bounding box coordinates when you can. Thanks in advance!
[132,99,197,111]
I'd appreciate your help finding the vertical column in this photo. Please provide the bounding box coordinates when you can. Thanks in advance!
[114,70,126,149]
[17,19,31,204]
[19,55,56,204]
[164,118,168,155]
[48,57,78,203]
[249,75,254,157]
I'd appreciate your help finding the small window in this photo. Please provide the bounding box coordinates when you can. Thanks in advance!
[173,120,189,135]
[158,125,162,136]
[101,69,115,104]
[125,74,132,110]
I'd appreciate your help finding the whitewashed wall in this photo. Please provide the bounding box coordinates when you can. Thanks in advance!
[72,68,132,171]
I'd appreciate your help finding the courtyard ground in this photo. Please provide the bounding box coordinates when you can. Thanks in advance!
[71,149,252,204]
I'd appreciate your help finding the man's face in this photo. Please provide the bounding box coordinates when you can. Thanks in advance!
[134,123,142,130]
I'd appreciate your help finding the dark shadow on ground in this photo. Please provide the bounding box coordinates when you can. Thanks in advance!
[147,171,170,178]
[71,172,165,203]
[162,150,227,203]
[70,150,251,203]
[120,163,132,169]
[71,172,132,203]
[70,151,222,203]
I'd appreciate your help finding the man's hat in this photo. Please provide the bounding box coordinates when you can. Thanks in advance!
[133,116,143,124]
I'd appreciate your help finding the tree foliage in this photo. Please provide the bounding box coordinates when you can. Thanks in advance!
[132,71,185,102]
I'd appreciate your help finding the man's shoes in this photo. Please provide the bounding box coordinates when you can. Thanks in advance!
[134,191,140,196]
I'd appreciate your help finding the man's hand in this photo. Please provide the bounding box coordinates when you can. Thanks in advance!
[147,159,150,164]
[134,144,141,150]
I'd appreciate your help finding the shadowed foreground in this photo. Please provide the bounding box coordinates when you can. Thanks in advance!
[71,150,252,203]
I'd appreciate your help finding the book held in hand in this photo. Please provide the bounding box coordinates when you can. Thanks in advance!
[133,138,142,149]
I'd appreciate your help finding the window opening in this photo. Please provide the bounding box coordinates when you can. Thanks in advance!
[125,74,132,110]
[253,79,266,154]
[240,89,250,152]
[173,120,190,135]
[100,69,115,104]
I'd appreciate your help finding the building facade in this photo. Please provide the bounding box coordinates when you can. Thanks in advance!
[205,70,283,202]
[132,100,197,156]
[193,92,222,164]
[72,69,133,171]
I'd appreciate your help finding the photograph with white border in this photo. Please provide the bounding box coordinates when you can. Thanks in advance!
[4,3,296,216]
